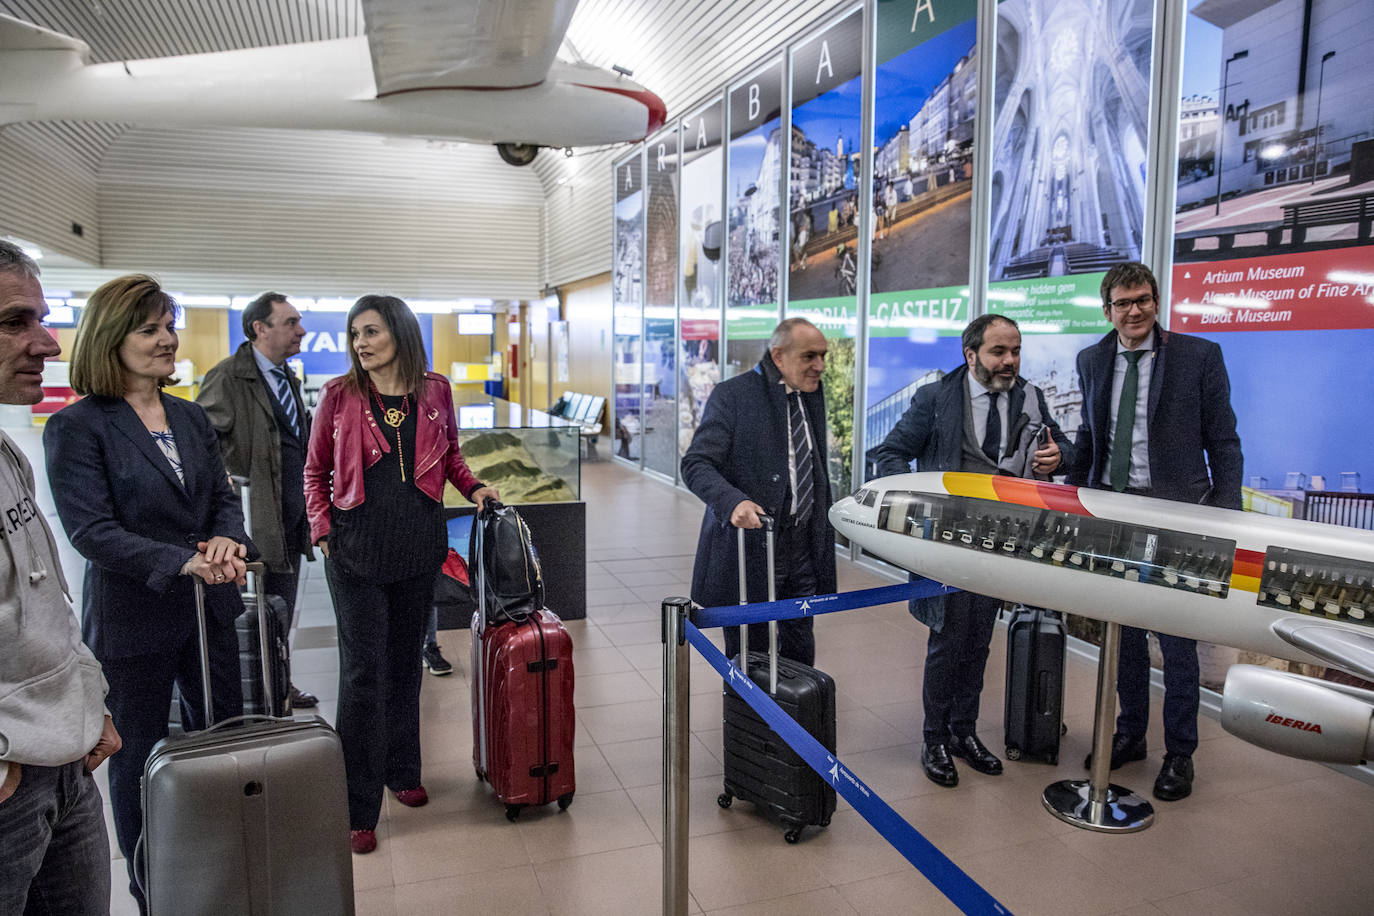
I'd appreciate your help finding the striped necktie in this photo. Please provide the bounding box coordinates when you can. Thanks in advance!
[789,392,814,523]
[271,366,300,436]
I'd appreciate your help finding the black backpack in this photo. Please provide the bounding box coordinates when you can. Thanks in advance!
[470,500,544,624]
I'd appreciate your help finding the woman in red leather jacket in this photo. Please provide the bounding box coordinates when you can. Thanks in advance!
[304,294,497,855]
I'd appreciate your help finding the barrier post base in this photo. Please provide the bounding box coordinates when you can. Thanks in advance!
[1041,779,1154,833]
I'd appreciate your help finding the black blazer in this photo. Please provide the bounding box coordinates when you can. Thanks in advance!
[680,351,837,610]
[43,393,252,659]
[1065,326,1243,509]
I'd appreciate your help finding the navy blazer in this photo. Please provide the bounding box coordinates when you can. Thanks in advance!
[1065,326,1243,510]
[43,393,252,659]
[869,364,1071,631]
[680,352,837,610]
[870,364,1071,479]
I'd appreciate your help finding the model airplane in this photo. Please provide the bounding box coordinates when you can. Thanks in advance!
[831,472,1374,766]
[0,0,665,166]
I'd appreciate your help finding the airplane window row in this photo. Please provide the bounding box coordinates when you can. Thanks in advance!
[1259,547,1373,625]
[877,490,1237,599]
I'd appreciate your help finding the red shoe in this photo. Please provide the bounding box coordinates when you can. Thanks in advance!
[394,786,429,808]
[349,829,377,854]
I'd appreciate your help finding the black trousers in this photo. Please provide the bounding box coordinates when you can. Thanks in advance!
[101,623,241,915]
[328,561,435,830]
[262,561,302,630]
[722,518,817,667]
[1116,626,1200,757]
[921,590,1000,744]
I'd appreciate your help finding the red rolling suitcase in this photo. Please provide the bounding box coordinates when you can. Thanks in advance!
[470,501,576,820]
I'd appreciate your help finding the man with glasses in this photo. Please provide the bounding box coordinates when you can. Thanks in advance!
[1066,261,1243,802]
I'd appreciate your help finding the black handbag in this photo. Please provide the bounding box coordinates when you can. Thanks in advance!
[469,500,545,625]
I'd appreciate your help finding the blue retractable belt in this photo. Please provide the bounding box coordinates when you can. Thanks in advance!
[685,572,1006,910]
[690,578,957,629]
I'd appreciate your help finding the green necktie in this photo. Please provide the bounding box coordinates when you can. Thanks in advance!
[1109,350,1146,492]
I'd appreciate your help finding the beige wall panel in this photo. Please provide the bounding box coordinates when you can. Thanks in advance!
[560,274,613,409]
[0,125,101,264]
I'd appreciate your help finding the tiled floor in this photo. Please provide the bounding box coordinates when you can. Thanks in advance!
[103,459,1374,915]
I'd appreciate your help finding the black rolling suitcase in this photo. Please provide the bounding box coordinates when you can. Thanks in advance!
[718,519,836,843]
[1004,605,1066,764]
[141,565,354,915]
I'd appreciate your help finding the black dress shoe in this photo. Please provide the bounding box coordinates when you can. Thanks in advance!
[1153,753,1193,802]
[1083,732,1147,770]
[921,742,959,788]
[948,734,1003,776]
[288,685,318,710]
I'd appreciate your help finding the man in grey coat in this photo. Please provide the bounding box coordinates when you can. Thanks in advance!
[870,314,1070,787]
[198,292,318,707]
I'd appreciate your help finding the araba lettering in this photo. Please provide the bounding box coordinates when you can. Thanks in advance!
[815,40,833,83]
[657,143,666,170]
[696,117,707,150]
[912,0,935,30]
[748,84,760,121]
[623,165,632,190]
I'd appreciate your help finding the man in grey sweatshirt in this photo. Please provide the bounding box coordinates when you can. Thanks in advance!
[0,240,121,915]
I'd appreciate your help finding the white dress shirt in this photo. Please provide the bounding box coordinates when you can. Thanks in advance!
[1101,338,1154,490]
[967,371,1009,459]
[781,379,816,518]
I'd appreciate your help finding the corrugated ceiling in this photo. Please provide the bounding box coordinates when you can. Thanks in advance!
[0,0,853,290]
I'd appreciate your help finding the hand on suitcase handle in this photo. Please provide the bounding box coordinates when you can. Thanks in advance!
[730,500,768,529]
[192,538,249,585]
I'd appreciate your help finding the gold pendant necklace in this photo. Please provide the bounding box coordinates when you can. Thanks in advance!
[370,383,411,482]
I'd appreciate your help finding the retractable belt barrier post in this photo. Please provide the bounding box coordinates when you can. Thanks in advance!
[662,577,1014,916]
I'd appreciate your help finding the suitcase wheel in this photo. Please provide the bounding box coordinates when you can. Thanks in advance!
[505,804,523,822]
[474,767,485,783]
[784,828,802,844]
[1005,746,1022,761]
[1047,754,1058,766]
[716,792,733,809]
[1061,723,1069,736]
[819,814,831,828]
[557,792,574,811]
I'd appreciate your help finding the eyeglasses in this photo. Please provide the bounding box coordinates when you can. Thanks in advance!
[1108,294,1156,312]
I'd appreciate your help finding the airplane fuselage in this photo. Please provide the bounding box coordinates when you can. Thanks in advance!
[0,37,662,146]
[831,472,1374,674]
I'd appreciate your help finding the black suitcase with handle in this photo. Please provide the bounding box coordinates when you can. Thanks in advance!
[717,519,836,843]
[1003,605,1066,764]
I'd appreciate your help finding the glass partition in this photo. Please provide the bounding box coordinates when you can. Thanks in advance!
[1258,547,1373,625]
[879,489,1236,597]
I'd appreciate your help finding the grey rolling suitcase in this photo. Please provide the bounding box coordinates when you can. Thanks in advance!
[140,564,354,915]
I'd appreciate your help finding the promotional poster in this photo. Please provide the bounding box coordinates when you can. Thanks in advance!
[987,0,1154,311]
[612,150,645,461]
[678,100,723,456]
[725,59,783,379]
[1172,0,1374,494]
[643,129,680,478]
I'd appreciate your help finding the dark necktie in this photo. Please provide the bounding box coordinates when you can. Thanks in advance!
[789,393,814,522]
[271,366,300,436]
[1109,350,1146,491]
[981,391,1001,464]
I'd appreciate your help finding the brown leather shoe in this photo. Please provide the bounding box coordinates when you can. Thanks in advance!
[288,684,318,710]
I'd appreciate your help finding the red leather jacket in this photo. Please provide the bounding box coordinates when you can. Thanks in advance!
[304,372,483,545]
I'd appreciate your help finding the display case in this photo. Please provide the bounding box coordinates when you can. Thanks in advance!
[437,390,586,627]
[442,392,580,505]
[1257,547,1373,625]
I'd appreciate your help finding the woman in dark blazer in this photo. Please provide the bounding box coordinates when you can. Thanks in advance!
[44,274,251,915]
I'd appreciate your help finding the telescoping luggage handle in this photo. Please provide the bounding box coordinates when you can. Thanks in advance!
[736,516,779,695]
[472,495,504,776]
[191,560,273,727]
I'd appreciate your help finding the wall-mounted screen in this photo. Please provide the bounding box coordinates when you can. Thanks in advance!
[458,313,495,335]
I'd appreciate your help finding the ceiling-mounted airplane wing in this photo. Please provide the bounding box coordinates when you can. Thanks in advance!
[0,13,90,59]
[361,0,578,94]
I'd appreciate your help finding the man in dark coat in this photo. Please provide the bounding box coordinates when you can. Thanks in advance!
[198,292,318,708]
[870,314,1070,787]
[1066,261,1242,802]
[681,318,835,665]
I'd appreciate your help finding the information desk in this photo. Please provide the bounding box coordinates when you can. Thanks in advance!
[436,392,585,628]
